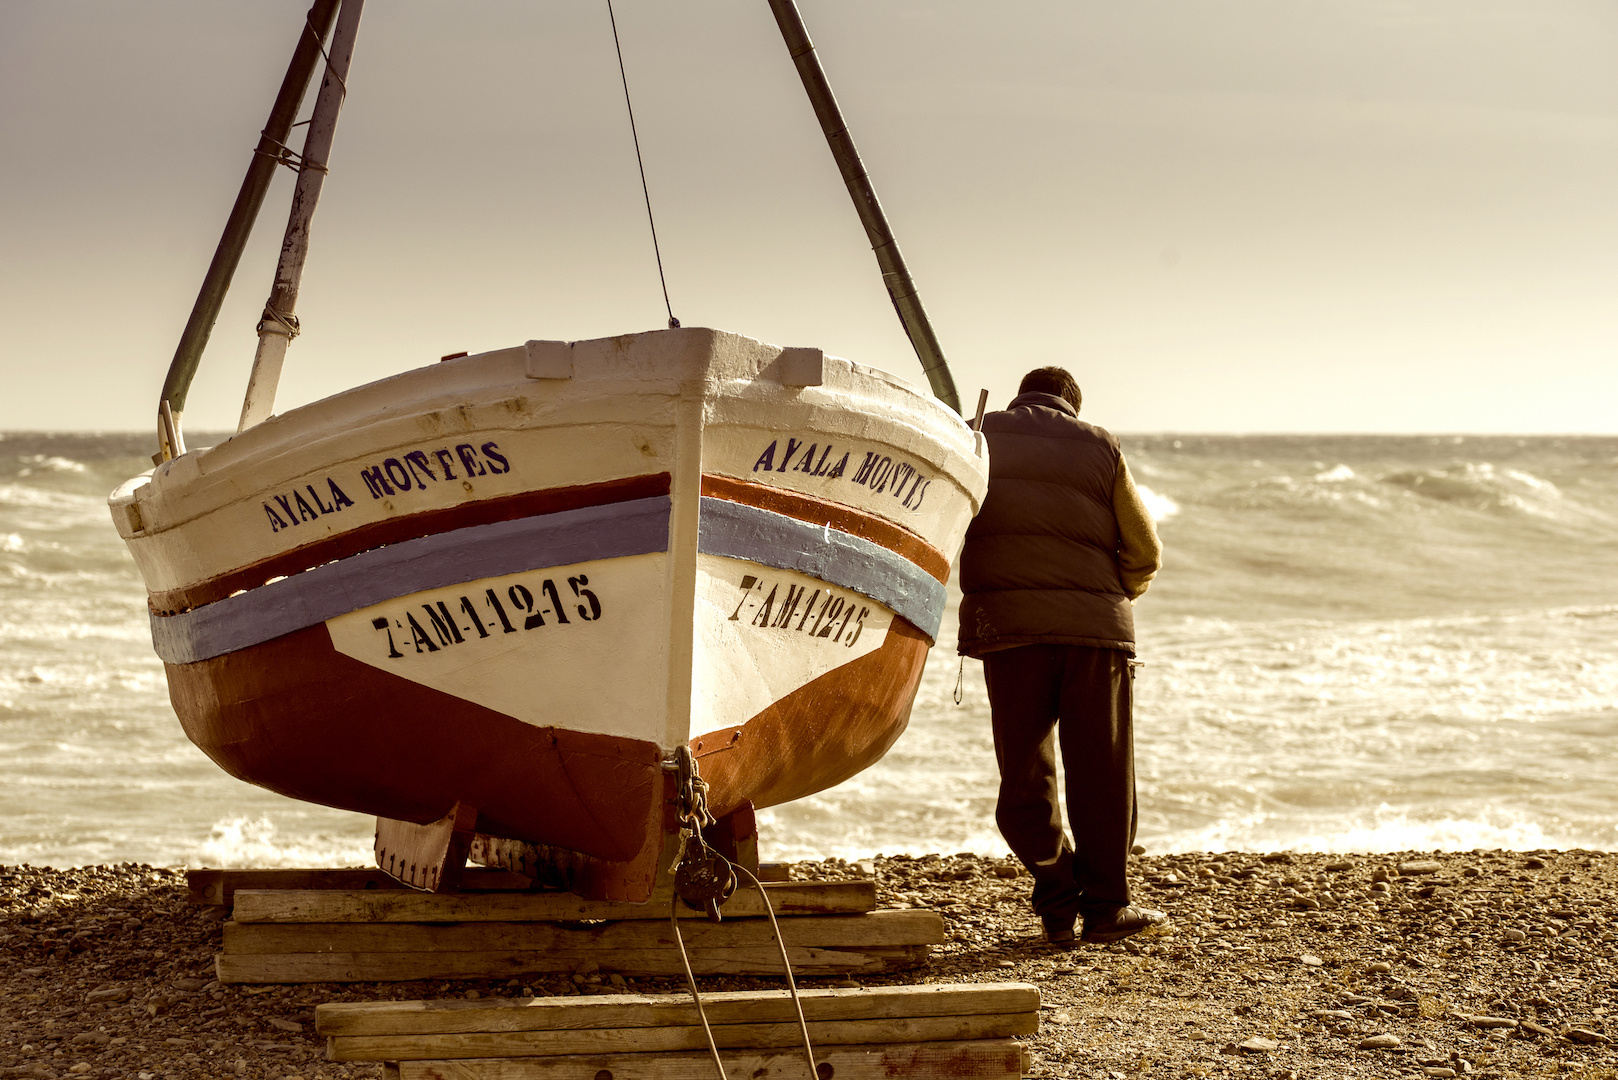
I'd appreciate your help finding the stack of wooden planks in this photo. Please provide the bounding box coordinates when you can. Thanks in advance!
[316,982,1039,1080]
[198,872,944,984]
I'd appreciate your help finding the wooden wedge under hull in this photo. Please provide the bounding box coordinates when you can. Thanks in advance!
[111,328,987,898]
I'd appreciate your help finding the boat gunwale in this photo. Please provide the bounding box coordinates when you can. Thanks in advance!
[114,329,984,541]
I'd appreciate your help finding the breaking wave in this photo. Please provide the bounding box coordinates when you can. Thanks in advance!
[189,816,372,870]
[1136,483,1180,523]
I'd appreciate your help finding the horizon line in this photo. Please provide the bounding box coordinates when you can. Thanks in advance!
[4,428,1616,440]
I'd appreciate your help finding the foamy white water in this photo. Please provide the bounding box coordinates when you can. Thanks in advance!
[2,433,1615,867]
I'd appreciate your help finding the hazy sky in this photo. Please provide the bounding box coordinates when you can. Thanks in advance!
[3,1,1615,435]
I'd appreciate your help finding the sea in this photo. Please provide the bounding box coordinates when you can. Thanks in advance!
[2,431,1615,869]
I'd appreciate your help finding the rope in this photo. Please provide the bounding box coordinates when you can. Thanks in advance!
[248,8,347,178]
[666,746,817,1080]
[737,864,818,1080]
[304,11,349,100]
[253,134,327,175]
[258,304,301,339]
[606,0,679,329]
[670,891,729,1080]
[256,1,351,179]
[669,866,819,1080]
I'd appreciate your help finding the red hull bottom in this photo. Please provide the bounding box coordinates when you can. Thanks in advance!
[165,617,930,900]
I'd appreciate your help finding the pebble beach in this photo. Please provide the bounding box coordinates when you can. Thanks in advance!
[3,849,1614,1079]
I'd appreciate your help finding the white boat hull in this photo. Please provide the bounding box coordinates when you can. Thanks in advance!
[110,328,987,898]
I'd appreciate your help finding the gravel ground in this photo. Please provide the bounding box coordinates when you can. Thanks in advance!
[2,850,1614,1079]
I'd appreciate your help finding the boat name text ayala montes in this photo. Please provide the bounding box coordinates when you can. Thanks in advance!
[749,438,933,511]
[261,440,513,533]
[260,434,932,542]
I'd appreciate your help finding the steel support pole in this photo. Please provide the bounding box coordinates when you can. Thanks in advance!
[764,0,962,416]
[155,0,341,460]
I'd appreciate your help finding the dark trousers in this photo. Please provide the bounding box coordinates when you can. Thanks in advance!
[983,644,1136,922]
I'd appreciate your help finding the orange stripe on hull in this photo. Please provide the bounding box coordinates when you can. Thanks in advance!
[700,474,949,584]
[693,616,932,816]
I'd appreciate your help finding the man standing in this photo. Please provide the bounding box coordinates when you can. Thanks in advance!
[958,367,1164,945]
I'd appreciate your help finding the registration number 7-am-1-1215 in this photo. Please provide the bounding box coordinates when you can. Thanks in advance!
[727,574,871,648]
[371,575,603,659]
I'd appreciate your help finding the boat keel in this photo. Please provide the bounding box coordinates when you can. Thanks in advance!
[374,800,479,893]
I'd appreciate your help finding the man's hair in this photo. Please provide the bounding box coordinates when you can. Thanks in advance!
[1018,367,1082,411]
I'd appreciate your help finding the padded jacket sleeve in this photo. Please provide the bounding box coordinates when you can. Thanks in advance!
[1112,455,1161,601]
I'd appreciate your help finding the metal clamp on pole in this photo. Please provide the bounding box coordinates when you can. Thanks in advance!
[968,388,990,458]
[155,400,187,467]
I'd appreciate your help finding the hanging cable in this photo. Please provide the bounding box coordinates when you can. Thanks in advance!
[735,863,818,1080]
[668,748,817,1080]
[606,0,679,329]
[670,867,818,1080]
[670,892,729,1080]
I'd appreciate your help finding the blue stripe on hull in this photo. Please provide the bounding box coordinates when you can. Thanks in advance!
[152,497,673,664]
[695,497,945,641]
[151,491,946,664]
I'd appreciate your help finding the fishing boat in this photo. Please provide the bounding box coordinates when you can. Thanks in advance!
[108,0,988,901]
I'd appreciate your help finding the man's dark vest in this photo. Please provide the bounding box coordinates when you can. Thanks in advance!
[957,392,1134,656]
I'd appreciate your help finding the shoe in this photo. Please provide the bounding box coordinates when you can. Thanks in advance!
[1080,905,1166,944]
[1041,914,1077,945]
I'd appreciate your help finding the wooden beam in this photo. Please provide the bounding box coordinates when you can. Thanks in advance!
[328,1012,1040,1061]
[215,945,928,984]
[225,909,943,956]
[389,1039,1032,1080]
[157,0,341,435]
[236,0,367,431]
[316,983,1040,1037]
[230,880,876,924]
[186,867,533,907]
